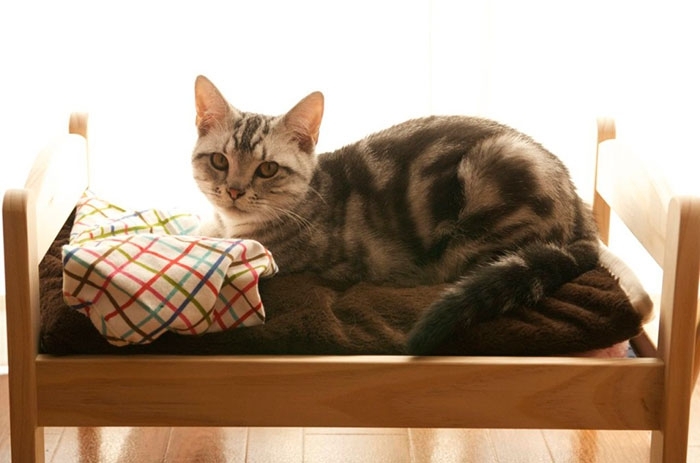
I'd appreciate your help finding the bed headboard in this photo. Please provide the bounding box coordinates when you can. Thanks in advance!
[8,114,89,260]
[593,119,673,268]
[2,113,89,357]
[592,118,700,388]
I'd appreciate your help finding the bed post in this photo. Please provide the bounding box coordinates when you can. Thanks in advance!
[69,112,90,187]
[3,189,45,463]
[696,320,700,387]
[649,196,700,463]
[592,117,615,245]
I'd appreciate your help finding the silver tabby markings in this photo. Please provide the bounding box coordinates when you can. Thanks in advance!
[192,75,600,354]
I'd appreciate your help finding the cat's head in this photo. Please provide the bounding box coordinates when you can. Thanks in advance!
[192,75,324,232]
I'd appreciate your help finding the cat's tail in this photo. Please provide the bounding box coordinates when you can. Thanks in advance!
[406,239,600,355]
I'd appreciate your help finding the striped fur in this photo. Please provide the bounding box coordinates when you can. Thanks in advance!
[192,76,600,354]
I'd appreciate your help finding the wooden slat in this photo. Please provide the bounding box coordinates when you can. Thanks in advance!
[36,355,663,430]
[595,139,672,268]
[23,134,88,260]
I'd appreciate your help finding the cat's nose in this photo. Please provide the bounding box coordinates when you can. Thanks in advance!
[228,188,245,200]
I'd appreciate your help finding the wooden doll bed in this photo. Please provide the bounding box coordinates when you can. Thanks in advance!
[3,113,700,462]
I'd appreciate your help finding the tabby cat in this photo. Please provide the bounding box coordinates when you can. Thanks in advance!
[192,75,600,354]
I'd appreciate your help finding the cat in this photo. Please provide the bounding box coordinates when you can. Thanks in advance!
[192,75,600,355]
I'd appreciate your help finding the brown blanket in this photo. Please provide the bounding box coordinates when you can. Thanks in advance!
[39,212,644,356]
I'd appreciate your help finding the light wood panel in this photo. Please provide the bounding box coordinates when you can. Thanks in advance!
[35,355,663,430]
[3,375,700,462]
[595,139,672,268]
[21,134,88,260]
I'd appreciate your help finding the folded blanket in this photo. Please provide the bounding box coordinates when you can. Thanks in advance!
[41,209,646,356]
[62,193,277,345]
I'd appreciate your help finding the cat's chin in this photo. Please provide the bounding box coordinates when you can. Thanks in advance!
[217,204,249,221]
[211,198,254,216]
[221,202,247,214]
[214,206,264,236]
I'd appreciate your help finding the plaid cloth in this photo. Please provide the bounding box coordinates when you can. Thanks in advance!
[62,192,277,346]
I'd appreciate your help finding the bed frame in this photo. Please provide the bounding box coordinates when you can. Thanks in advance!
[4,113,699,462]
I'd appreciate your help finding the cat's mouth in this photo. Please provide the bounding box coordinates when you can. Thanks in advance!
[222,200,248,214]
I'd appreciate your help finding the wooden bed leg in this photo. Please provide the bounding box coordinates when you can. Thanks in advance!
[593,117,616,245]
[695,321,700,386]
[3,190,46,463]
[8,423,45,463]
[649,197,700,463]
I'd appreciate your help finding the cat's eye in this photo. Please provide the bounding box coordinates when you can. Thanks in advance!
[210,153,228,171]
[256,161,279,179]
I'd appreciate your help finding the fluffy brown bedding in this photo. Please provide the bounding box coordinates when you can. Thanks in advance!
[39,212,644,356]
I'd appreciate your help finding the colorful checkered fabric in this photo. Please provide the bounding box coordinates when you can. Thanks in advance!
[62,192,277,346]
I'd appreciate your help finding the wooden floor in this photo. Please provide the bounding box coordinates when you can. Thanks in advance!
[1,374,698,462]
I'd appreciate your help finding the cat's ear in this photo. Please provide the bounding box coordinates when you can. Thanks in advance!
[282,91,324,153]
[195,75,232,136]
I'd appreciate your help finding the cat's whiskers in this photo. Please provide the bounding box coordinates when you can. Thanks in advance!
[262,203,317,234]
[201,188,223,201]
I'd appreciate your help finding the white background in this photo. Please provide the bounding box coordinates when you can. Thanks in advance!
[1,0,698,365]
